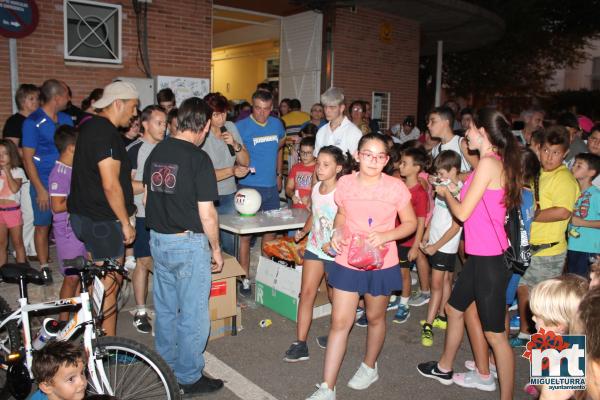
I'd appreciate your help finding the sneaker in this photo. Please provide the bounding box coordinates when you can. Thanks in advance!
[393,304,410,324]
[408,291,430,307]
[179,375,224,396]
[239,278,252,297]
[41,266,53,284]
[508,299,518,311]
[133,313,152,334]
[421,323,433,347]
[355,307,365,320]
[306,382,335,400]
[386,295,399,311]
[416,361,453,385]
[316,335,328,349]
[347,362,379,390]
[355,313,368,327]
[464,360,497,379]
[284,341,309,362]
[509,332,530,348]
[432,315,448,330]
[509,314,520,331]
[452,370,497,392]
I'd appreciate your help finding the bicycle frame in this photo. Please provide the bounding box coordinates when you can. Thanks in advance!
[0,277,113,395]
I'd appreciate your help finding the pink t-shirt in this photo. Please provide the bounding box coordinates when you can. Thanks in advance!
[460,171,508,256]
[334,172,411,269]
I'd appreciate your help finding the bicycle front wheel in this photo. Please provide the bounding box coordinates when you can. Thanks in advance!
[89,336,180,400]
[0,295,23,400]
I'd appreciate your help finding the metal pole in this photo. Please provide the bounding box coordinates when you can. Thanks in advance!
[435,40,443,107]
[9,38,19,114]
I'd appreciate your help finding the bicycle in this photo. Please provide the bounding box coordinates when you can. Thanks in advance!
[0,257,181,400]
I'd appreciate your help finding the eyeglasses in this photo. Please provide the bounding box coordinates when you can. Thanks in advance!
[359,151,388,163]
[351,107,363,112]
[299,151,313,157]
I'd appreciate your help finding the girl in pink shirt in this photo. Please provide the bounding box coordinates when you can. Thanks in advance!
[307,134,416,399]
[417,109,523,400]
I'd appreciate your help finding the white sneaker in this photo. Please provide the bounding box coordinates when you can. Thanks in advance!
[306,383,336,399]
[347,362,379,390]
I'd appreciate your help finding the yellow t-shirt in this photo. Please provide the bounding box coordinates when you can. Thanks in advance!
[530,165,580,257]
[281,111,310,134]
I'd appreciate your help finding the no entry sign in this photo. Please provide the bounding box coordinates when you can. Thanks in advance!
[0,0,39,38]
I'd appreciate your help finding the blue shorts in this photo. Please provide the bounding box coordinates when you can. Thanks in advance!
[134,217,151,258]
[238,185,280,212]
[325,261,402,297]
[70,214,124,261]
[303,249,332,263]
[567,250,595,278]
[30,183,52,226]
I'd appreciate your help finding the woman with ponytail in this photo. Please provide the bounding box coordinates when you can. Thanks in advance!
[418,108,522,400]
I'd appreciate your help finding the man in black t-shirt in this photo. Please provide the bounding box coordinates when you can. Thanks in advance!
[143,97,224,396]
[68,81,139,336]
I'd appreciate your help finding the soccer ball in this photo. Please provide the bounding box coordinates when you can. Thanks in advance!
[234,188,262,216]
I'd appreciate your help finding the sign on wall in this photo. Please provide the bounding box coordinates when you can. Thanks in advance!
[156,76,210,107]
[0,0,39,38]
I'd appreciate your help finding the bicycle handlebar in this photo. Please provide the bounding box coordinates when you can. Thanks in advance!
[63,257,127,278]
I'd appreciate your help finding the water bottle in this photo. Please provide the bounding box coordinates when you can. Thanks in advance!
[32,318,60,350]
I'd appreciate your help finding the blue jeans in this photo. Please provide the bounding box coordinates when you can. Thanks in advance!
[216,193,236,255]
[150,230,211,384]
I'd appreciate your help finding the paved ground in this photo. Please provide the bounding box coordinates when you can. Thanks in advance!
[1,246,533,399]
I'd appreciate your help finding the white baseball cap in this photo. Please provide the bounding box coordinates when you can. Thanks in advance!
[94,81,139,109]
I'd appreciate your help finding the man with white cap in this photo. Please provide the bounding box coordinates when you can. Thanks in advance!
[68,81,139,336]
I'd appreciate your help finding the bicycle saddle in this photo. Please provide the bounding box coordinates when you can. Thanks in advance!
[0,263,45,285]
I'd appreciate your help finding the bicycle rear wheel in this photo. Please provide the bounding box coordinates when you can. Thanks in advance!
[89,336,180,400]
[0,295,22,400]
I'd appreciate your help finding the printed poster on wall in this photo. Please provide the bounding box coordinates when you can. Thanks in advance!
[155,76,210,107]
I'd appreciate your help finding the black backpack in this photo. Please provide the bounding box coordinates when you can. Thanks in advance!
[503,207,531,275]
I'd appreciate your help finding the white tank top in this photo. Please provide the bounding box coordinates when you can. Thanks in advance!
[431,135,471,172]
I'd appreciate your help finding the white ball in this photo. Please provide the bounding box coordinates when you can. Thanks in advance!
[234,188,262,216]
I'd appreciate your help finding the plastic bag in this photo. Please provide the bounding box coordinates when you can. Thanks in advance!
[263,236,307,265]
[347,233,388,270]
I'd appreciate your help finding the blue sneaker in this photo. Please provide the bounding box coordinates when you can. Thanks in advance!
[356,307,365,320]
[386,295,399,311]
[355,313,368,327]
[509,335,529,348]
[509,314,520,331]
[393,304,410,324]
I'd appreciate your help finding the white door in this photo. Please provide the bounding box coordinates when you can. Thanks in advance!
[279,11,323,111]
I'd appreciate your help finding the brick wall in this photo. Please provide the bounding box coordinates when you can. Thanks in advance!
[0,0,211,123]
[332,8,420,128]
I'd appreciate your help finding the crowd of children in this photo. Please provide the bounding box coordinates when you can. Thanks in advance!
[281,105,600,400]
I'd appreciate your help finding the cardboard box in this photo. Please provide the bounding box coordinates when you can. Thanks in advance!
[255,256,331,322]
[209,253,245,321]
[209,306,242,341]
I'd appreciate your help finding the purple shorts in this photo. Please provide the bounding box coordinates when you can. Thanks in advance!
[54,220,87,276]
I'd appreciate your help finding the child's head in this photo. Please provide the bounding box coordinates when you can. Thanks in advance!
[590,259,600,290]
[399,147,428,179]
[299,123,318,138]
[578,288,600,400]
[588,125,600,156]
[521,147,541,187]
[433,149,461,181]
[386,143,403,174]
[298,136,316,166]
[54,125,78,156]
[356,133,389,177]
[572,153,600,184]
[167,107,178,135]
[529,274,589,334]
[540,125,569,171]
[530,128,546,159]
[0,139,21,168]
[32,341,87,400]
[316,145,351,181]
